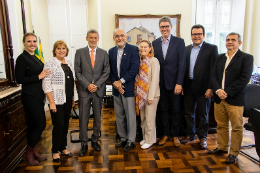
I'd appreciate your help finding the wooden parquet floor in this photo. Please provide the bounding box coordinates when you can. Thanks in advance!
[13,107,260,173]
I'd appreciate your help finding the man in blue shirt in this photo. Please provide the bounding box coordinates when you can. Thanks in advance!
[181,24,218,149]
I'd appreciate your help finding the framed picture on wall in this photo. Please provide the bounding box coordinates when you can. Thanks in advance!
[115,14,181,46]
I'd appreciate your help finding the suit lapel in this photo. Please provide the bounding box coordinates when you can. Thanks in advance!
[113,46,119,77]
[226,49,241,69]
[120,43,129,77]
[94,48,101,70]
[187,45,192,71]
[165,35,174,61]
[194,42,207,69]
[84,46,93,71]
[157,38,164,62]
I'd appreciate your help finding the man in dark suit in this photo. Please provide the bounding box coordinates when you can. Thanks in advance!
[208,32,253,164]
[74,29,110,156]
[152,16,186,147]
[109,29,140,152]
[181,25,218,149]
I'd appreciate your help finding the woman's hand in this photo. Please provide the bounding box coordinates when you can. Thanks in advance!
[147,100,153,105]
[38,69,51,79]
[72,100,75,107]
[50,102,57,113]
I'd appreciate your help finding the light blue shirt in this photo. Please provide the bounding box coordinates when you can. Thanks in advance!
[189,42,203,79]
[161,35,171,60]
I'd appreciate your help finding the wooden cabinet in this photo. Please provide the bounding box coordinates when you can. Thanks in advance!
[0,88,27,173]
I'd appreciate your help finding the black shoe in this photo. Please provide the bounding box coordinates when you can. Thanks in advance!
[124,141,136,152]
[53,158,61,162]
[225,154,238,164]
[208,148,228,154]
[79,144,88,157]
[61,152,73,157]
[91,142,101,151]
[115,140,127,148]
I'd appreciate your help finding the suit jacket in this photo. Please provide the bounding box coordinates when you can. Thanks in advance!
[74,46,110,98]
[152,35,186,90]
[15,50,45,101]
[184,42,218,95]
[211,49,253,106]
[109,42,140,97]
[147,57,160,100]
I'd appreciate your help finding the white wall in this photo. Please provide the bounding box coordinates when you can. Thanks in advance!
[88,0,193,51]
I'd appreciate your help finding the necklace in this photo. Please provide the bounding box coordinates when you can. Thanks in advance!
[61,64,70,79]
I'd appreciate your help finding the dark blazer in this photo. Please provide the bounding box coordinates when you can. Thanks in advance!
[184,42,218,95]
[74,46,110,98]
[211,49,253,106]
[15,50,45,101]
[108,42,140,97]
[152,35,186,90]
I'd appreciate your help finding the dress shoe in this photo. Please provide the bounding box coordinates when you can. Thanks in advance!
[61,152,73,157]
[158,136,169,146]
[91,142,101,151]
[33,148,47,161]
[79,144,88,157]
[23,146,39,166]
[140,140,145,146]
[53,158,61,162]
[225,154,238,164]
[173,137,181,147]
[180,136,195,144]
[199,138,207,150]
[208,148,228,154]
[124,141,136,152]
[115,140,127,148]
[141,143,153,149]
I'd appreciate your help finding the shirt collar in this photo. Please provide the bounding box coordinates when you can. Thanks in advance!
[225,49,238,60]
[161,34,171,42]
[192,42,203,48]
[88,45,97,52]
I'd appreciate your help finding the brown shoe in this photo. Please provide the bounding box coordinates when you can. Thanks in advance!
[158,136,169,146]
[34,148,47,161]
[180,136,196,144]
[173,137,181,147]
[199,138,207,150]
[23,146,39,166]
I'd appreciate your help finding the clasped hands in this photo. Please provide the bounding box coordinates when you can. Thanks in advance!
[88,84,97,93]
[113,80,125,94]
[217,89,227,99]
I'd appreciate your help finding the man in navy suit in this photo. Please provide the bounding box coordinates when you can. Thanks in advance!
[181,24,218,149]
[152,16,186,147]
[209,32,253,164]
[109,29,140,152]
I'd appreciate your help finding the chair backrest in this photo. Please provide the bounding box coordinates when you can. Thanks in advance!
[244,84,260,117]
[250,108,260,158]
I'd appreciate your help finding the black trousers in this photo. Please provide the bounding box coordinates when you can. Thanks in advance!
[184,80,210,139]
[50,97,72,153]
[21,93,46,148]
[159,84,181,137]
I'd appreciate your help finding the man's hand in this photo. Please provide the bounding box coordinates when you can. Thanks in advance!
[205,89,213,98]
[72,100,75,107]
[174,84,182,95]
[113,80,125,94]
[50,102,57,113]
[217,89,227,99]
[87,84,97,93]
[147,100,153,105]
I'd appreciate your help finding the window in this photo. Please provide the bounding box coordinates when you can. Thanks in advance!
[196,0,246,53]
[127,36,131,42]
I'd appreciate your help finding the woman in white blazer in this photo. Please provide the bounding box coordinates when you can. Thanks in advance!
[135,40,160,149]
[42,40,78,162]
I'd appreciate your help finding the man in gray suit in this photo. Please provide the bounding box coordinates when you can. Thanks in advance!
[74,29,110,156]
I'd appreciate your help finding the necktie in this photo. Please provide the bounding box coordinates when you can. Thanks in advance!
[90,49,95,69]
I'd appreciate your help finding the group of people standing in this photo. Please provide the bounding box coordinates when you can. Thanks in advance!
[15,15,253,166]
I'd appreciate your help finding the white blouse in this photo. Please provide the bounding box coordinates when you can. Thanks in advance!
[42,57,78,105]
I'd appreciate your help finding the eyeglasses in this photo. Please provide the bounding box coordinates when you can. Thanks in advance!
[114,34,125,39]
[160,25,170,29]
[191,33,203,36]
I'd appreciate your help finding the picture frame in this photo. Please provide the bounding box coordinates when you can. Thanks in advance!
[115,14,181,46]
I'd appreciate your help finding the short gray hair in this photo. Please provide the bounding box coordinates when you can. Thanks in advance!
[87,29,99,37]
[113,28,126,37]
[159,16,172,26]
[226,32,241,42]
